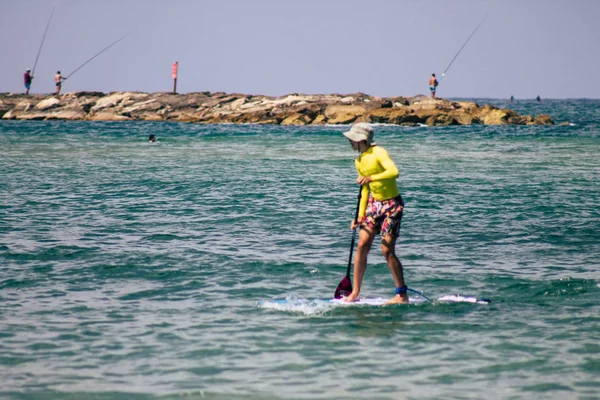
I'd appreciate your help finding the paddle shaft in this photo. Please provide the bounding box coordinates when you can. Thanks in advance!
[345,186,363,278]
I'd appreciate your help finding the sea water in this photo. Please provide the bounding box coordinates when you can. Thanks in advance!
[1,99,599,399]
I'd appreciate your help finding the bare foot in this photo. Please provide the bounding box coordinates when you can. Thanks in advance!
[384,294,409,305]
[343,292,360,303]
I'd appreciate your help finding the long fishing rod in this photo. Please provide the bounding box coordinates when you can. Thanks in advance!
[439,14,487,83]
[31,5,56,79]
[65,31,135,79]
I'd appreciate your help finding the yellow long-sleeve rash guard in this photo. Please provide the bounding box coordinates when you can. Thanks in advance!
[355,145,400,219]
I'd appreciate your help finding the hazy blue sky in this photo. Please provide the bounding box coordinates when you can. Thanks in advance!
[2,0,599,98]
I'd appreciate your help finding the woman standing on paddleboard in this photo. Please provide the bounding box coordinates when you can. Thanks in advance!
[343,123,408,304]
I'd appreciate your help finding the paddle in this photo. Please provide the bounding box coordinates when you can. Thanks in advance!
[334,186,363,299]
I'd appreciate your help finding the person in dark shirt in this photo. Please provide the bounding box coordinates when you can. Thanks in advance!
[24,69,33,95]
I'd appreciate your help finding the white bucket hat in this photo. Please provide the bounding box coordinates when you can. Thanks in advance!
[343,123,375,146]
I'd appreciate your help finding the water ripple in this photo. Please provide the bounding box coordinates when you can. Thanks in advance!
[1,110,599,399]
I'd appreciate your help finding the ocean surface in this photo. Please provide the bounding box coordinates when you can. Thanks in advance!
[1,99,599,400]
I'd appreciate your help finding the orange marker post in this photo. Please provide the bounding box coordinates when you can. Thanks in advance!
[172,62,179,94]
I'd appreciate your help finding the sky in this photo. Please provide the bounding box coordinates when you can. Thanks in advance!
[1,0,599,99]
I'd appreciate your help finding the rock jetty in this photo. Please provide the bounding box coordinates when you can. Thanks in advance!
[0,92,554,126]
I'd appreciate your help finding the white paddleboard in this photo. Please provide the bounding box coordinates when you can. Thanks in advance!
[259,295,490,314]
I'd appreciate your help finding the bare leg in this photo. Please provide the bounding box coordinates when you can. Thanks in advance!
[381,234,408,304]
[344,227,375,302]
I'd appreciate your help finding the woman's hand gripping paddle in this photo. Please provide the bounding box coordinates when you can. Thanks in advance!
[334,186,362,299]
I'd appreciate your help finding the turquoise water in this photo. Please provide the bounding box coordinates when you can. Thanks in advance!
[1,99,599,399]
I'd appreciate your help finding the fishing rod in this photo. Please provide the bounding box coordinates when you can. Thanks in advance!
[438,14,487,83]
[65,31,135,79]
[31,5,56,79]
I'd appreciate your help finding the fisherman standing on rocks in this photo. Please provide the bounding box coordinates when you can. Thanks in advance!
[55,71,67,95]
[24,69,33,95]
[429,74,438,98]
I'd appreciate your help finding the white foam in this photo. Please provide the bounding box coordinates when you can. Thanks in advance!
[258,298,335,316]
[440,295,491,304]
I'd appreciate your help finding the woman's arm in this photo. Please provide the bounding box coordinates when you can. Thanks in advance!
[370,147,399,181]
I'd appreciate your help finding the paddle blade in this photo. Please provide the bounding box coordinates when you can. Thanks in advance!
[334,275,352,299]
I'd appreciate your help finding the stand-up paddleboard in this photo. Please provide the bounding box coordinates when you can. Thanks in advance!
[259,294,491,312]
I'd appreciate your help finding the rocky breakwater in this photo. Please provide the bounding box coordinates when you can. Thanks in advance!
[0,91,554,126]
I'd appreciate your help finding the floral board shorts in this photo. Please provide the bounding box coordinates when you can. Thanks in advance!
[361,195,404,238]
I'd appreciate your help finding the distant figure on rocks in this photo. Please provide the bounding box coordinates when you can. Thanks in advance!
[510,95,514,103]
[24,69,33,95]
[536,95,541,102]
[429,74,438,98]
[55,71,66,95]
[148,134,156,143]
